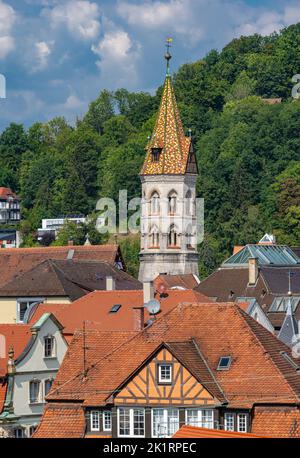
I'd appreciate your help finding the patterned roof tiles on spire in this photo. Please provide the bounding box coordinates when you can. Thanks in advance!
[140,74,193,175]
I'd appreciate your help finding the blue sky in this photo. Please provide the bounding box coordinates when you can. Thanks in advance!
[0,0,300,131]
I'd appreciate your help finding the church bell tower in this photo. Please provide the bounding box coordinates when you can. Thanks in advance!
[139,42,199,282]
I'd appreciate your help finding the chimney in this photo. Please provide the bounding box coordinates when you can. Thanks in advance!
[68,240,74,246]
[143,281,154,304]
[248,257,259,286]
[133,307,145,331]
[106,276,116,291]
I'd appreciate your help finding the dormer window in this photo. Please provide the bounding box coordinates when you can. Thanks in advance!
[151,148,162,162]
[157,363,172,384]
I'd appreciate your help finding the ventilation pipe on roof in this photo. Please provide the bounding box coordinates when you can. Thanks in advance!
[143,281,154,304]
[106,276,116,291]
[248,257,259,286]
[133,307,145,332]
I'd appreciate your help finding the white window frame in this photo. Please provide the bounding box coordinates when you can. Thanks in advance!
[237,413,248,433]
[185,409,214,429]
[151,408,180,438]
[224,412,235,431]
[44,335,56,358]
[103,410,112,431]
[90,411,100,432]
[158,363,172,384]
[29,380,42,404]
[117,407,145,438]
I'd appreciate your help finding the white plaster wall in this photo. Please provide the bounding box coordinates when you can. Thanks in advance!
[13,317,68,418]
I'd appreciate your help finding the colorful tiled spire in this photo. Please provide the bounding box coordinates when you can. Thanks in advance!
[140,46,193,176]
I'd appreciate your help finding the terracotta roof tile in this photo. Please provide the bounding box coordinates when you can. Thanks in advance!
[0,259,141,299]
[0,187,18,199]
[28,289,209,335]
[154,274,199,290]
[47,303,300,408]
[0,324,31,376]
[0,244,121,288]
[33,403,85,438]
[173,425,265,438]
[252,407,300,438]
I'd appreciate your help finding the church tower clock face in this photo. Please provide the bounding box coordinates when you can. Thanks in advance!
[138,44,199,282]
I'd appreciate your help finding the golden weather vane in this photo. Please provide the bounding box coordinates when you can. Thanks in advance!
[165,37,173,75]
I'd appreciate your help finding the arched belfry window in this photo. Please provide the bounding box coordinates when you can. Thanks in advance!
[150,191,160,215]
[185,190,193,216]
[149,226,160,248]
[168,224,179,248]
[168,191,177,215]
[186,224,193,249]
[151,148,162,163]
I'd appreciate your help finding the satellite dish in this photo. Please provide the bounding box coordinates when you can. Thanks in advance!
[145,299,161,315]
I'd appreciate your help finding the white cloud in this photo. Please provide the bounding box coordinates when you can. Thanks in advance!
[118,0,300,46]
[0,1,16,58]
[46,0,101,40]
[118,0,202,43]
[34,41,54,71]
[91,29,141,88]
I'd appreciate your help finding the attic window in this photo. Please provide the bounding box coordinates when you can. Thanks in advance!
[151,148,162,162]
[217,356,232,371]
[109,304,122,314]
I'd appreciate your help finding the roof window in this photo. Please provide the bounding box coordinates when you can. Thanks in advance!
[217,356,232,371]
[109,304,122,314]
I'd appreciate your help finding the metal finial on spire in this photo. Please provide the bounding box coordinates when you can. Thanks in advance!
[165,37,173,76]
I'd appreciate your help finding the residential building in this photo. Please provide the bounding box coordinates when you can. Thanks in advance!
[0,313,68,438]
[0,188,20,225]
[0,259,142,324]
[0,230,22,249]
[139,51,199,282]
[34,302,300,438]
[195,242,300,331]
[0,244,125,289]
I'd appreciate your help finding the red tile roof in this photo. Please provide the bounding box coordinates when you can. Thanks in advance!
[33,403,85,438]
[173,425,265,438]
[0,187,18,199]
[0,324,31,376]
[154,274,199,290]
[47,302,300,409]
[252,407,300,438]
[28,289,209,335]
[0,244,121,288]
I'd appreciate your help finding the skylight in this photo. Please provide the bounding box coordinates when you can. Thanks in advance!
[109,304,121,314]
[217,356,232,371]
[269,297,300,313]
[223,245,300,267]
